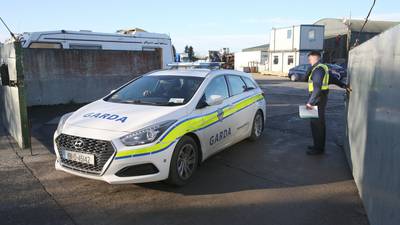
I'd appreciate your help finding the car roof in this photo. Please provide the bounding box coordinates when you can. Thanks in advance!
[147,69,252,78]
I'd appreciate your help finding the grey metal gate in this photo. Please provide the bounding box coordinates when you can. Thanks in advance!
[346,25,400,225]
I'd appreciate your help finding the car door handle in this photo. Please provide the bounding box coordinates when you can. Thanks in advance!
[216,108,224,120]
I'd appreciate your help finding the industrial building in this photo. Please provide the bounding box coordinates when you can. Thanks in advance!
[234,44,269,72]
[268,25,324,73]
[314,18,400,64]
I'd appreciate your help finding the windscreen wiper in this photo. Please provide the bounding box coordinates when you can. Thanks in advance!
[156,102,184,106]
[120,99,158,105]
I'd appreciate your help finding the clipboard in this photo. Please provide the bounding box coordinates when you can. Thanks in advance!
[299,105,319,119]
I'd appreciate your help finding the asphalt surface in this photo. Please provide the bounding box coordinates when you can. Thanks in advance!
[0,75,369,225]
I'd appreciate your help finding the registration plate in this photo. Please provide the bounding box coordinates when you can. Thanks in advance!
[63,150,95,165]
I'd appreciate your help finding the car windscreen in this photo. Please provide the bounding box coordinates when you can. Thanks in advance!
[105,75,204,106]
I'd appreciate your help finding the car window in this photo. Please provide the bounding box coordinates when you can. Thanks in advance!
[302,64,311,71]
[227,75,246,96]
[204,76,229,101]
[330,64,341,70]
[242,77,256,90]
[105,75,204,106]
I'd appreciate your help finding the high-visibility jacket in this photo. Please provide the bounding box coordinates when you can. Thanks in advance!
[308,63,329,93]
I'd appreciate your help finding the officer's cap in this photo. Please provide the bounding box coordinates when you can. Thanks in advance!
[307,51,321,57]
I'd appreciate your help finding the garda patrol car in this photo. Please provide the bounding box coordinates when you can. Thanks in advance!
[54,67,266,186]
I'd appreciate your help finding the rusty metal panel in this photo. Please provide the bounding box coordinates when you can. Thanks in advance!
[22,48,162,106]
[346,25,400,225]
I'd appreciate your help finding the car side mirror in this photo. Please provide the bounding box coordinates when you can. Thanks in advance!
[245,86,255,91]
[206,95,224,106]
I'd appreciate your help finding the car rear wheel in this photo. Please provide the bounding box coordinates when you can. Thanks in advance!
[167,135,199,186]
[248,111,264,141]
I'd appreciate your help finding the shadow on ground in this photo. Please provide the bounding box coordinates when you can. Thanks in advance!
[27,77,352,195]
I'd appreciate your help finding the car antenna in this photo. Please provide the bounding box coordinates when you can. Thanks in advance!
[0,16,17,41]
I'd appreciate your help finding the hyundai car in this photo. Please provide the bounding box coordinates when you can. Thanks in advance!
[54,68,266,186]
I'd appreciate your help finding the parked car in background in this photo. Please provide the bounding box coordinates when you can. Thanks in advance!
[327,64,347,82]
[288,64,311,81]
[288,64,347,82]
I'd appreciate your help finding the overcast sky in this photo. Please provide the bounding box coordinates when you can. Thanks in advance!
[1,0,399,55]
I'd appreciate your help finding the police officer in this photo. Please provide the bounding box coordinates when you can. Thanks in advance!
[305,51,350,155]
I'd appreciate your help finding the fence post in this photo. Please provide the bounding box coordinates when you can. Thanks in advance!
[14,41,30,149]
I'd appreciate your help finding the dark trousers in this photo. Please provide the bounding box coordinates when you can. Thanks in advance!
[310,92,328,151]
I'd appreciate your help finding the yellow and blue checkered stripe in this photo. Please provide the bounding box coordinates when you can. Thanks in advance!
[115,93,264,159]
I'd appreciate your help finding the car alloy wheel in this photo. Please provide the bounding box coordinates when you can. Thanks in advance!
[167,135,199,186]
[176,143,196,180]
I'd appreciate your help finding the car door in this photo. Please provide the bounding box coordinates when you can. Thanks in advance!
[223,75,256,143]
[194,75,232,158]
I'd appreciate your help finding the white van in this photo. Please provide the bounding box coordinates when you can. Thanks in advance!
[19,29,174,68]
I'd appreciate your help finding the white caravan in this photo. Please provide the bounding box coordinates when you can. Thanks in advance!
[18,29,174,68]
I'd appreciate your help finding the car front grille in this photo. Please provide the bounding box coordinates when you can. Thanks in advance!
[55,134,115,175]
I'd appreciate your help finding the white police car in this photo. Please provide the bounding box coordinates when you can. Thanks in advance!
[54,68,266,186]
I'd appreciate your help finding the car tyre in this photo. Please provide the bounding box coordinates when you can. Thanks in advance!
[248,111,264,141]
[167,135,199,186]
[290,74,298,82]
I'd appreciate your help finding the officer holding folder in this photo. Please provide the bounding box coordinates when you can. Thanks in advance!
[304,51,350,155]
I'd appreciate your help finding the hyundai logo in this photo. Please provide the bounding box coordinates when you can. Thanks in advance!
[73,139,85,149]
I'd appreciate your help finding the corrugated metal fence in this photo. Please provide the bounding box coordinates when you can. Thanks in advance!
[1,44,162,149]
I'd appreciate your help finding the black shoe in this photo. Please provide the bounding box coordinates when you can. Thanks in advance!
[306,148,324,155]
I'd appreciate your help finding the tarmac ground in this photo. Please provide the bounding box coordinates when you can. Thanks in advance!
[0,75,369,225]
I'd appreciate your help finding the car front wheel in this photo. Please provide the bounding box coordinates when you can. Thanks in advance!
[167,135,199,186]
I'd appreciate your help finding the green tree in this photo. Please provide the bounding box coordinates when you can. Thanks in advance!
[172,45,176,62]
[188,46,194,62]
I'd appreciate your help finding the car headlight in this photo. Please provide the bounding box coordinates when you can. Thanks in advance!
[56,113,73,134]
[120,120,176,146]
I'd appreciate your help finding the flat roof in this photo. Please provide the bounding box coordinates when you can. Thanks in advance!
[22,29,171,40]
[314,18,400,38]
[242,44,269,52]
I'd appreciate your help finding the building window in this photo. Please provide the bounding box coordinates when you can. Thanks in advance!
[308,29,315,40]
[288,56,294,65]
[287,29,292,39]
[273,56,279,65]
[261,52,268,64]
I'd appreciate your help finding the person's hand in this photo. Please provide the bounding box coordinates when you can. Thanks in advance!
[345,86,352,93]
[306,103,313,110]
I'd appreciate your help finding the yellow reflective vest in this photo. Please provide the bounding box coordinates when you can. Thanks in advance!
[308,64,329,93]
